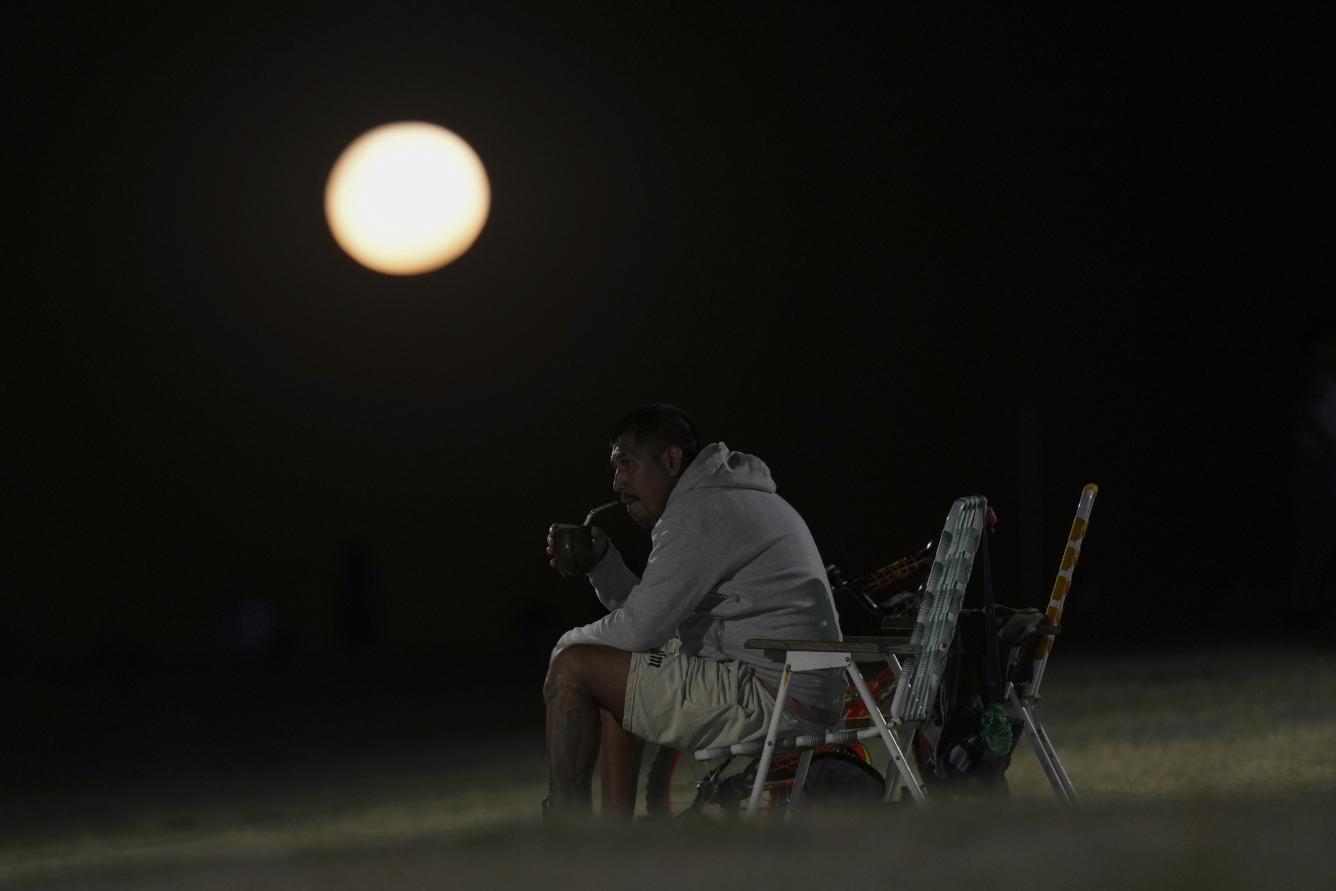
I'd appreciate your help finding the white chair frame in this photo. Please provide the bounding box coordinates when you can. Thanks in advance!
[692,495,990,817]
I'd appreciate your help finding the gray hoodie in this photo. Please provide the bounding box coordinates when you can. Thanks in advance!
[552,442,845,711]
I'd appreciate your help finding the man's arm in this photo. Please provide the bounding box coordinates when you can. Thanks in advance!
[554,496,727,657]
[587,538,640,611]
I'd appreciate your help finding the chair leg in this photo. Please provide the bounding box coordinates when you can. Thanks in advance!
[881,654,911,801]
[785,749,814,821]
[847,661,926,803]
[747,663,793,817]
[1031,711,1080,804]
[1009,688,1079,804]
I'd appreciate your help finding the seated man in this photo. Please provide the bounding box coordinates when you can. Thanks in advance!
[543,404,844,819]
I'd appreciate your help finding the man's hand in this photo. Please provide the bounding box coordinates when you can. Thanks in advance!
[547,524,610,576]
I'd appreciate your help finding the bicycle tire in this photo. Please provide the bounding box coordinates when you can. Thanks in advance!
[644,746,783,820]
[644,745,681,818]
[788,749,885,812]
[645,745,881,819]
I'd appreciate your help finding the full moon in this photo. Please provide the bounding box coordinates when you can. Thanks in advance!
[324,122,490,276]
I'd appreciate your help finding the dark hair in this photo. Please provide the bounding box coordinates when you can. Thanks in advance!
[611,404,701,466]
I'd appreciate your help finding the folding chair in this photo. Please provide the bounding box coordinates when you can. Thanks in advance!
[1003,483,1098,804]
[690,495,990,817]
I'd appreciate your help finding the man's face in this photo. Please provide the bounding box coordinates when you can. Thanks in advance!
[610,433,682,528]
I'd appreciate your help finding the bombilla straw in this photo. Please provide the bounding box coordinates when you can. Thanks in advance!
[582,501,620,527]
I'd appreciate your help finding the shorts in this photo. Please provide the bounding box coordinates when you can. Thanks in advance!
[623,647,830,752]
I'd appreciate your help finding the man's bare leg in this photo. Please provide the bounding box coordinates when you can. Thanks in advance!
[599,709,644,821]
[543,644,633,816]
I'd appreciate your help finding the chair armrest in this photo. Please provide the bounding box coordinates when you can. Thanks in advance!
[745,637,921,656]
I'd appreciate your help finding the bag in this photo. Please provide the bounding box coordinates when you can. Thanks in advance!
[920,528,1025,795]
[927,701,1022,794]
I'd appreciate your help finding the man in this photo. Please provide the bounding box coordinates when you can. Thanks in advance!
[543,404,844,819]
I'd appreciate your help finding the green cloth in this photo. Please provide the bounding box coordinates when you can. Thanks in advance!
[979,703,1014,756]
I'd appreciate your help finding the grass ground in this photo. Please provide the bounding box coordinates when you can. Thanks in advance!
[2,642,1334,888]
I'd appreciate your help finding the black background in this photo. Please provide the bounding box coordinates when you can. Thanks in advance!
[6,3,1332,686]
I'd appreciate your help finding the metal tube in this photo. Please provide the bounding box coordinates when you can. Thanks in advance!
[1031,709,1080,803]
[785,749,814,820]
[747,663,793,817]
[848,661,925,803]
[1011,689,1074,804]
[581,500,621,526]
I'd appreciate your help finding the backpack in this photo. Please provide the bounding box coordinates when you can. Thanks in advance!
[918,527,1035,796]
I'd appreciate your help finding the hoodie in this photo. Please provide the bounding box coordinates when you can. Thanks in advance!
[552,442,845,712]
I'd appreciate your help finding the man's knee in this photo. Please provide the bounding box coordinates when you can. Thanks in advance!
[543,644,597,702]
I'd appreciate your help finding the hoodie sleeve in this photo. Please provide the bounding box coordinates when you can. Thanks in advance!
[552,496,726,658]
[586,540,640,611]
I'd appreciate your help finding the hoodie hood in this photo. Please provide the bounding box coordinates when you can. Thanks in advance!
[673,442,777,496]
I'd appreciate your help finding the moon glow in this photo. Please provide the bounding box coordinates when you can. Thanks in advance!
[324,122,490,275]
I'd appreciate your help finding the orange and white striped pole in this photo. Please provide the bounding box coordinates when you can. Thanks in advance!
[1026,484,1098,698]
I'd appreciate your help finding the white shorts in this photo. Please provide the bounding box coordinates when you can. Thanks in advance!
[623,647,828,752]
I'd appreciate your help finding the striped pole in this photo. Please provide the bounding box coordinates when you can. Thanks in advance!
[1027,484,1098,698]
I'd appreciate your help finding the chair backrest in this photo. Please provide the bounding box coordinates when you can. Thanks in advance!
[888,495,988,722]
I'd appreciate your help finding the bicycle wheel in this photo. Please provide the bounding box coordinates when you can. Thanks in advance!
[645,745,879,820]
[644,746,786,821]
[787,750,886,812]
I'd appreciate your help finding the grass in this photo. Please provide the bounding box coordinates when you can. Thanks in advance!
[2,643,1334,888]
[1006,643,1336,800]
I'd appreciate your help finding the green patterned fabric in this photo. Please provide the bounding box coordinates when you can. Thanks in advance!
[978,702,1014,755]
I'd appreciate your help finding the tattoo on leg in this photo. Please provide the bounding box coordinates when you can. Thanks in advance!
[546,684,599,812]
[556,708,593,785]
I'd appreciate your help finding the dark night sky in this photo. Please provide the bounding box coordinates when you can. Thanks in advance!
[5,4,1331,668]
